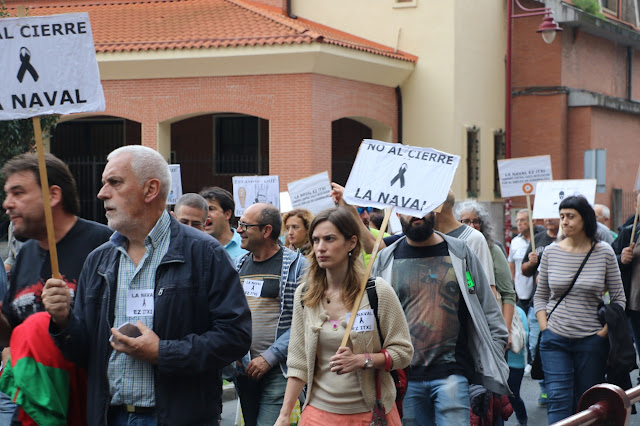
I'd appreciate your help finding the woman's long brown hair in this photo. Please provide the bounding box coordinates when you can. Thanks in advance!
[301,207,365,310]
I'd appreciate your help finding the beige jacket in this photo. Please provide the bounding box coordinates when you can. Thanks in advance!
[286,277,413,413]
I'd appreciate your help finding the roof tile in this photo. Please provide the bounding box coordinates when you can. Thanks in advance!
[4,0,416,62]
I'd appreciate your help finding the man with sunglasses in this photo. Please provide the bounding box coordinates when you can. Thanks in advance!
[233,203,307,426]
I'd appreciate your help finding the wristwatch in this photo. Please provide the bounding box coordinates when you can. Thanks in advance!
[364,353,374,369]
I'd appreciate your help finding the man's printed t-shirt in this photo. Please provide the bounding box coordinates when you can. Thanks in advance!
[2,218,112,329]
[391,239,473,381]
[239,248,283,359]
[523,231,556,280]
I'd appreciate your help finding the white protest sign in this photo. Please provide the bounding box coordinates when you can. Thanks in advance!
[0,13,105,120]
[280,192,292,213]
[287,171,335,214]
[167,165,182,205]
[233,176,280,217]
[635,163,640,192]
[497,155,552,197]
[344,140,460,217]
[532,179,597,219]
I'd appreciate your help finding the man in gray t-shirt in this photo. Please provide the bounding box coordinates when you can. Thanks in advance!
[233,203,306,426]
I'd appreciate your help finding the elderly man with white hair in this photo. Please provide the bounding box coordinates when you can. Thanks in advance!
[595,204,618,240]
[42,145,251,426]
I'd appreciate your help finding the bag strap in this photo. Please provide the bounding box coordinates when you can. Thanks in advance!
[365,278,383,345]
[546,242,596,320]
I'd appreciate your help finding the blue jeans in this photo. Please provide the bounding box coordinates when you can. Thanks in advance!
[507,368,527,424]
[527,308,547,395]
[107,407,156,426]
[540,329,608,424]
[0,391,16,426]
[235,367,287,426]
[402,375,470,426]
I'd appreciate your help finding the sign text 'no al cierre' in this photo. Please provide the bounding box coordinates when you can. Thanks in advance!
[497,155,553,197]
[0,12,105,119]
[344,140,460,218]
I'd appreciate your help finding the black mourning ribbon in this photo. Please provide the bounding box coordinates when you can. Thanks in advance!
[390,163,408,188]
[17,47,39,83]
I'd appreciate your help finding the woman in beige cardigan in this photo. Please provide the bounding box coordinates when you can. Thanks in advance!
[275,208,413,426]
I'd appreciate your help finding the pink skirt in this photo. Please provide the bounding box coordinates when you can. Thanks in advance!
[299,404,402,426]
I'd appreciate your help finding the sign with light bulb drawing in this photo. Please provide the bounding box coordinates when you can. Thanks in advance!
[232,175,280,217]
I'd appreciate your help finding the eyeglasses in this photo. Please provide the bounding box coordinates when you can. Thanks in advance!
[237,222,266,232]
[460,218,482,226]
[357,207,373,215]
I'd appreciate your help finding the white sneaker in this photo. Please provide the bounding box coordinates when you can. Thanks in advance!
[524,364,532,376]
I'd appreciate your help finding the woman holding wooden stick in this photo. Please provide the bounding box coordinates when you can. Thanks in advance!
[274,207,412,426]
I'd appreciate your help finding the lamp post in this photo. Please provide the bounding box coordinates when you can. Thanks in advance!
[504,0,562,251]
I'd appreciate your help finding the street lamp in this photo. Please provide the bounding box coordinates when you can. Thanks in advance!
[504,0,562,251]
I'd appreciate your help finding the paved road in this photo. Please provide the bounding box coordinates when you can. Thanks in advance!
[505,368,640,425]
[221,368,640,426]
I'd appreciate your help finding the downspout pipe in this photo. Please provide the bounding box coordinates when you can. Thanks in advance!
[283,0,297,19]
[395,86,403,144]
[628,47,633,101]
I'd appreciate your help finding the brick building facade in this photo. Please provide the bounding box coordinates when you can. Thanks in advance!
[512,0,640,228]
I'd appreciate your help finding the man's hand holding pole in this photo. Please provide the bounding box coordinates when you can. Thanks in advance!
[42,278,71,330]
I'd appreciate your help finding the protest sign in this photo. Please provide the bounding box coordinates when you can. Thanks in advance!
[280,192,292,213]
[497,155,552,197]
[532,179,597,219]
[635,163,640,192]
[0,13,105,119]
[343,140,460,217]
[167,165,182,205]
[233,176,280,217]
[0,10,105,278]
[287,171,335,214]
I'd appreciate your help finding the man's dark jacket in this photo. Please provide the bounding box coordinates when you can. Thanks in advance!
[612,220,640,306]
[50,216,252,425]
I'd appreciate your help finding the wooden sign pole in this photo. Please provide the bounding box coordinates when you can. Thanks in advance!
[32,117,61,279]
[526,194,536,253]
[341,208,392,347]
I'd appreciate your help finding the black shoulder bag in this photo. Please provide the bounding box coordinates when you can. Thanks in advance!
[530,242,596,380]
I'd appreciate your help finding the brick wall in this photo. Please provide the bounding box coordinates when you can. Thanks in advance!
[100,73,397,190]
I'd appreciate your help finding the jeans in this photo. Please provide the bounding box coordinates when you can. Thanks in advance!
[0,391,16,426]
[507,368,527,424]
[402,374,470,426]
[107,407,156,426]
[540,329,608,424]
[235,367,287,426]
[527,308,547,395]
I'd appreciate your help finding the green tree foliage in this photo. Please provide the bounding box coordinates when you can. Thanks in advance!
[573,0,605,18]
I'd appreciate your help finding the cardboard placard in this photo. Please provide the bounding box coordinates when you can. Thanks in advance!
[497,155,552,197]
[287,171,335,214]
[233,176,280,217]
[343,140,460,218]
[532,179,597,219]
[0,13,105,119]
[280,192,292,213]
[167,165,182,205]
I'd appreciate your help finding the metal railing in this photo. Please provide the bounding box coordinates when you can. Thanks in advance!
[552,383,638,425]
